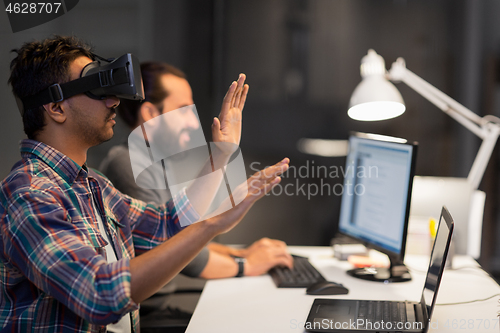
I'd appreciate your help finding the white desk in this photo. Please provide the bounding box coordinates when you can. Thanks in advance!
[186,246,500,333]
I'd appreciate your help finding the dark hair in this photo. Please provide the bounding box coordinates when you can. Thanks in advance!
[8,35,94,140]
[118,61,187,129]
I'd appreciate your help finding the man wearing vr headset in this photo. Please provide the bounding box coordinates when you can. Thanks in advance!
[100,61,293,285]
[0,35,289,333]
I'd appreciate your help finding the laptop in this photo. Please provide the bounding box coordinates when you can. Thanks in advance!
[305,206,454,333]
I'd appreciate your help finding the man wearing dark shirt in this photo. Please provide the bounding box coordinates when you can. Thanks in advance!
[101,61,293,280]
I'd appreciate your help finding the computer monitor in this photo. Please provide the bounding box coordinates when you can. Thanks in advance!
[338,132,418,283]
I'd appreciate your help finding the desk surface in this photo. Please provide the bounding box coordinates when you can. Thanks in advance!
[186,246,500,333]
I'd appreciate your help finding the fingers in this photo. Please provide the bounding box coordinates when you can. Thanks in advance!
[277,253,294,269]
[271,247,293,269]
[220,81,237,118]
[270,239,288,250]
[227,157,289,222]
[238,84,249,111]
[248,176,282,201]
[221,74,248,118]
[254,237,287,250]
[232,74,246,109]
[245,246,294,275]
[251,158,289,181]
[265,250,294,270]
[247,158,289,199]
[249,164,287,189]
[211,117,221,136]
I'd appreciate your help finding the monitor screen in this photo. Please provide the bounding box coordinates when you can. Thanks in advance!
[338,133,417,259]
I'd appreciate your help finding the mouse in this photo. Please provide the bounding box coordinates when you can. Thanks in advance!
[306,281,349,295]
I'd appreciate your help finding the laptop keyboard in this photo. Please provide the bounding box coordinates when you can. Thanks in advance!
[357,301,407,327]
[269,255,325,288]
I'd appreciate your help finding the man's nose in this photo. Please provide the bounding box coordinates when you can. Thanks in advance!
[187,109,200,129]
[105,96,120,109]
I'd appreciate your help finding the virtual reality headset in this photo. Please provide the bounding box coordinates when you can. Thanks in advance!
[18,53,144,115]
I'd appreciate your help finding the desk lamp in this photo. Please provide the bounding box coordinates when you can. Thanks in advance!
[348,49,500,190]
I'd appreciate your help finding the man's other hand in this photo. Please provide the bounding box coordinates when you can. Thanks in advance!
[205,158,289,235]
[239,238,294,276]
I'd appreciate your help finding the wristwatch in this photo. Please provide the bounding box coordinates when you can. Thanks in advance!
[233,256,246,277]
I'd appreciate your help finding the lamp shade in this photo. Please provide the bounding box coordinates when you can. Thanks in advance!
[348,50,406,121]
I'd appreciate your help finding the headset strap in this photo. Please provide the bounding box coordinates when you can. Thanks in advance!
[20,66,128,111]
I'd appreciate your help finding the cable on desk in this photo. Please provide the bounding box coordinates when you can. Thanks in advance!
[450,265,493,278]
[435,293,500,306]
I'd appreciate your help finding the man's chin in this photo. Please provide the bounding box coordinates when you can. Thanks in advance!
[95,129,115,145]
[102,135,113,144]
[103,129,115,143]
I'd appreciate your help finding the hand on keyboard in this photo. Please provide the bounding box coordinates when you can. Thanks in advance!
[268,255,326,288]
[240,238,294,276]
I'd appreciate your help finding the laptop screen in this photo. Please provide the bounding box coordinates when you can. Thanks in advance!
[421,207,454,319]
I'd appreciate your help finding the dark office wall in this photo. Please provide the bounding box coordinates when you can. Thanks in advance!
[220,0,456,176]
[213,0,460,246]
[2,0,500,267]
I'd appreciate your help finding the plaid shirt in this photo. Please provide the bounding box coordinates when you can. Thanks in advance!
[0,140,200,332]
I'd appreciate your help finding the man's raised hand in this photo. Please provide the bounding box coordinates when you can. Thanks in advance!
[212,74,249,148]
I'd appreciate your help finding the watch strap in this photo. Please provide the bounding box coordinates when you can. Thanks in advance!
[233,256,246,277]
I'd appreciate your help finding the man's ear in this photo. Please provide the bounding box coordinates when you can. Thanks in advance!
[42,102,66,124]
[139,102,161,123]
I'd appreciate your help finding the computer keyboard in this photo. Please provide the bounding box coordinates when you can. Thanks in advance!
[269,255,326,288]
[356,301,407,327]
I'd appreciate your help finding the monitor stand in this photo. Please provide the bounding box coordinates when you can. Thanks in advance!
[346,260,411,283]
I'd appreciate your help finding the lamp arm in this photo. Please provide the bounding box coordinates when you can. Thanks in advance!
[469,124,500,189]
[399,70,486,138]
[389,58,486,127]
[388,58,500,190]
